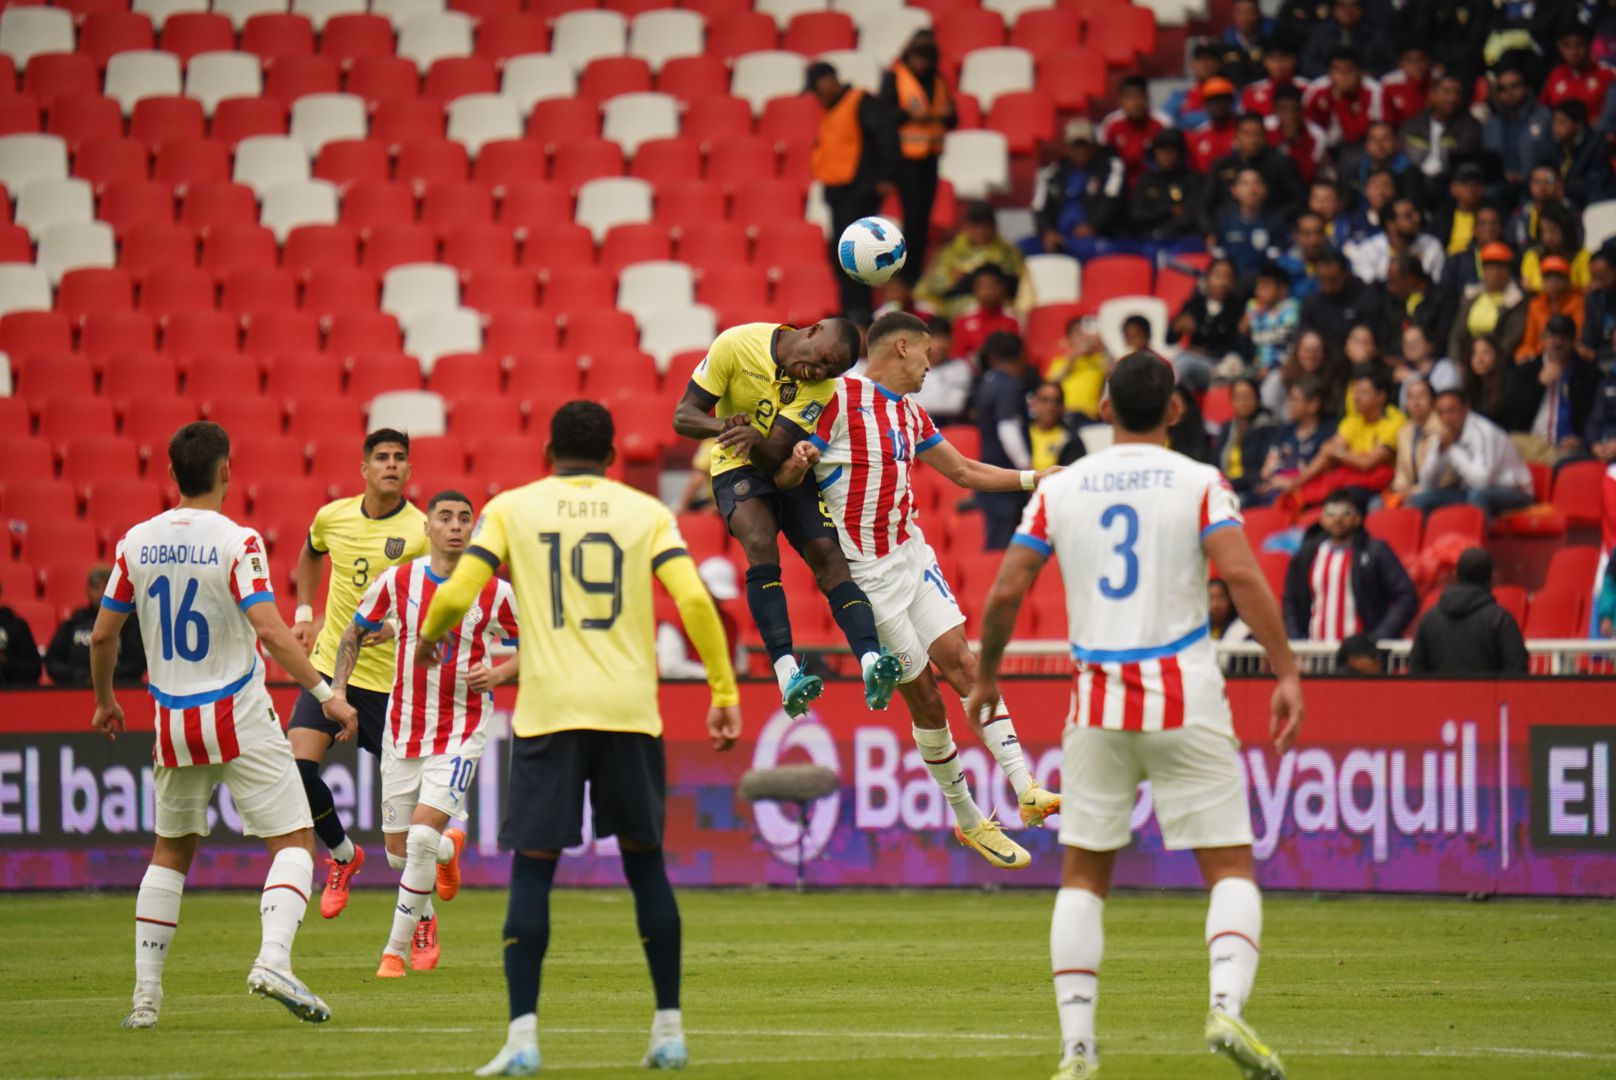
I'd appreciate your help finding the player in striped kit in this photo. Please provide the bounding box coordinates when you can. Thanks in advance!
[332,490,519,977]
[90,422,358,1029]
[764,312,1062,870]
[964,354,1303,1080]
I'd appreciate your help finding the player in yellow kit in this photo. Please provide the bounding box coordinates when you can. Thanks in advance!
[287,429,428,919]
[671,319,901,717]
[415,402,742,1076]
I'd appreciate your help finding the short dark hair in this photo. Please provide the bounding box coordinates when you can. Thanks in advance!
[1554,99,1590,126]
[427,489,473,514]
[1192,40,1220,60]
[1237,112,1266,130]
[979,330,1024,367]
[1323,489,1364,515]
[962,200,995,226]
[1316,249,1348,271]
[169,421,231,497]
[1434,387,1467,407]
[1456,546,1494,587]
[1351,362,1392,395]
[1592,248,1616,269]
[1391,252,1429,283]
[364,428,410,458]
[926,314,951,337]
[1263,36,1295,56]
[550,400,614,464]
[1107,352,1176,432]
[1292,374,1326,402]
[1273,83,1303,104]
[1122,313,1152,337]
[1119,75,1148,94]
[867,310,928,351]
[826,316,863,372]
[1329,45,1362,67]
[1336,634,1383,670]
[1255,261,1291,287]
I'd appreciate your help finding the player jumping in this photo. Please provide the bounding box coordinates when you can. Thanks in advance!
[672,319,902,716]
[91,422,359,1029]
[287,429,427,919]
[419,402,743,1076]
[331,489,520,977]
[966,353,1304,1080]
[763,312,1062,870]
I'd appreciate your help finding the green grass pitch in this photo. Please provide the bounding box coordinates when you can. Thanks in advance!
[7,888,1615,1079]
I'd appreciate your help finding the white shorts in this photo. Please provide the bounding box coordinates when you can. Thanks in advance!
[851,536,966,683]
[1058,724,1254,852]
[380,732,486,833]
[155,732,313,840]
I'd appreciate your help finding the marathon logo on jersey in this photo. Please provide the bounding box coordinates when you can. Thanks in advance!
[779,384,798,405]
[385,537,406,559]
[1530,726,1615,851]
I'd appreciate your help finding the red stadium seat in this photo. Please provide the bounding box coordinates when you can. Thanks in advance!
[681,0,749,19]
[185,352,262,403]
[562,309,638,356]
[208,394,283,434]
[341,182,418,233]
[1085,4,1154,66]
[245,311,322,357]
[119,393,197,454]
[49,93,124,148]
[1422,504,1484,550]
[424,57,499,105]
[361,223,437,272]
[677,221,748,270]
[453,0,522,15]
[103,354,180,406]
[134,261,211,320]
[518,221,595,274]
[706,12,776,62]
[630,136,702,184]
[501,183,573,235]
[4,480,78,535]
[20,360,97,409]
[80,11,156,66]
[730,178,804,230]
[326,310,401,357]
[81,312,159,366]
[164,313,241,362]
[782,11,856,55]
[705,135,777,190]
[1010,7,1081,52]
[0,395,29,437]
[1524,585,1588,638]
[460,264,535,307]
[421,181,496,234]
[1494,584,1528,628]
[0,99,37,138]
[0,224,29,262]
[395,139,469,187]
[426,351,503,397]
[404,434,467,475]
[1036,47,1109,110]
[443,225,517,271]
[264,55,339,105]
[251,478,327,529]
[681,94,753,145]
[751,220,823,276]
[60,436,142,493]
[676,512,727,560]
[986,89,1054,155]
[466,432,546,480]
[473,13,549,61]
[220,266,299,316]
[202,222,279,277]
[85,479,165,548]
[19,520,99,566]
[774,264,837,324]
[755,94,819,148]
[57,268,135,324]
[303,271,380,322]
[320,14,396,65]
[314,138,391,186]
[0,312,72,360]
[484,311,560,359]
[1365,506,1420,562]
[212,96,288,147]
[73,137,152,189]
[283,224,359,276]
[346,352,421,399]
[578,57,652,105]
[549,138,624,190]
[0,437,56,488]
[287,397,364,441]
[242,14,317,64]
[543,266,616,315]
[25,55,100,109]
[607,392,670,461]
[656,56,729,105]
[349,60,424,110]
[1551,460,1605,529]
[476,142,550,190]
[446,394,523,436]
[1542,545,1601,598]
[697,264,767,313]
[598,222,670,274]
[654,178,725,230]
[161,12,235,63]
[264,350,342,400]
[581,348,657,395]
[153,137,231,185]
[1081,254,1152,304]
[935,9,1005,72]
[96,181,173,239]
[179,180,258,230]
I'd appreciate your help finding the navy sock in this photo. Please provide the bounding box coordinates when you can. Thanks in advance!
[826,580,881,658]
[503,853,558,1020]
[744,563,794,663]
[296,759,348,852]
[621,848,681,1010]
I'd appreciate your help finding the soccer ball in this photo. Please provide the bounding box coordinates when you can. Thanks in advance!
[837,216,908,285]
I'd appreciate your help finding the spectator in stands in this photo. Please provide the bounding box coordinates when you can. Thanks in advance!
[1335,634,1386,675]
[878,31,954,287]
[1242,37,1305,116]
[1408,388,1535,517]
[1410,1,1492,89]
[1121,314,1155,356]
[1440,203,1506,296]
[1386,254,1456,355]
[1028,381,1086,469]
[1388,376,1442,503]
[1219,0,1271,86]
[1347,197,1446,285]
[673,439,717,515]
[1430,162,1488,258]
[1211,169,1286,283]
[1484,62,1551,191]
[1519,201,1591,291]
[1401,75,1483,185]
[0,580,40,686]
[1344,170,1398,247]
[1450,242,1528,363]
[1533,100,1616,207]
[1044,316,1108,419]
[1283,490,1418,643]
[808,60,897,323]
[973,331,1032,549]
[1505,166,1565,252]
[874,277,929,321]
[1395,323,1461,408]
[1243,262,1300,375]
[1306,181,1353,249]
[1517,255,1585,360]
[913,316,975,425]
[1342,321,1384,373]
[1378,44,1433,129]
[1301,250,1385,360]
[1214,376,1278,504]
[1584,349,1616,464]
[1304,47,1378,149]
[1167,41,1226,129]
[952,264,1021,360]
[1464,336,1512,427]
[1265,326,1340,412]
[46,566,145,687]
[1208,578,1253,652]
[1507,314,1601,463]
[1288,364,1404,505]
[1129,128,1206,255]
[1300,0,1390,78]
[1204,115,1303,230]
[1267,83,1326,183]
[1276,211,1331,299]
[1171,257,1248,388]
[1408,548,1530,675]
[656,557,744,680]
[1578,249,1616,366]
[1188,78,1240,173]
[1259,375,1338,504]
[1026,119,1126,261]
[1100,75,1168,182]
[1541,24,1615,114]
[918,200,1025,318]
[1338,121,1420,201]
[1167,385,1214,463]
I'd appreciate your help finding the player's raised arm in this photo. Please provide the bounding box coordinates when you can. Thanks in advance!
[918,436,1054,492]
[1202,523,1304,753]
[418,499,505,665]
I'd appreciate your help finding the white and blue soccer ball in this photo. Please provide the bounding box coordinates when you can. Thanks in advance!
[837,216,907,285]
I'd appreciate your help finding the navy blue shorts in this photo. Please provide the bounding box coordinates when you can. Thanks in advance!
[500,730,666,852]
[287,678,389,756]
[711,465,837,553]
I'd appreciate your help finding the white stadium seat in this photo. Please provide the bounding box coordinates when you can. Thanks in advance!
[1096,296,1170,358]
[602,92,680,157]
[617,260,694,323]
[756,0,828,31]
[16,178,94,241]
[551,10,628,72]
[815,49,880,93]
[0,7,75,68]
[398,12,475,73]
[368,389,448,435]
[290,0,365,31]
[214,0,290,31]
[833,0,906,23]
[501,54,577,116]
[0,265,53,318]
[404,307,482,374]
[372,0,446,29]
[381,263,461,327]
[134,0,209,28]
[856,5,930,62]
[38,222,116,286]
[958,46,1033,110]
[0,134,69,192]
[939,130,1008,198]
[574,177,653,242]
[1025,253,1081,304]
[289,92,368,155]
[980,0,1049,22]
[233,135,311,197]
[0,355,12,397]
[105,51,184,115]
[185,51,264,116]
[1138,0,1204,24]
[446,94,523,157]
[732,51,808,114]
[1584,200,1616,251]
[640,305,718,368]
[260,179,340,241]
[627,10,704,72]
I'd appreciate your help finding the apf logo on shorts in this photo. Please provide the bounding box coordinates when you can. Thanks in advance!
[748,708,840,866]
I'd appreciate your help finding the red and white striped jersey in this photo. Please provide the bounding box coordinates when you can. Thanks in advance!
[1307,543,1360,643]
[103,509,278,768]
[799,376,944,563]
[354,557,518,758]
[1014,443,1242,734]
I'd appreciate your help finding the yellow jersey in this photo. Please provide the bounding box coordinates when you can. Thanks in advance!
[1337,406,1406,457]
[307,495,428,692]
[689,323,837,478]
[467,473,735,737]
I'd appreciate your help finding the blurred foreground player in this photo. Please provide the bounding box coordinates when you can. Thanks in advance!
[92,422,358,1029]
[333,490,520,976]
[967,354,1304,1079]
[417,402,743,1076]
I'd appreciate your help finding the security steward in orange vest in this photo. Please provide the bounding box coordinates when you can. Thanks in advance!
[809,60,898,322]
[877,31,956,286]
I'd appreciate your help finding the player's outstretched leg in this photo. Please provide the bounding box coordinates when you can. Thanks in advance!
[622,845,687,1069]
[291,737,365,919]
[799,538,899,711]
[378,824,443,977]
[247,840,330,1024]
[1203,875,1284,1079]
[476,852,555,1077]
[123,859,187,1029]
[1050,884,1104,1078]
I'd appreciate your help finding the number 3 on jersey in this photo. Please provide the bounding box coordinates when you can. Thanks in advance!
[1098,503,1139,600]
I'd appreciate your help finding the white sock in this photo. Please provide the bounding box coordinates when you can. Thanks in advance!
[970,695,1032,797]
[1206,878,1262,1018]
[911,724,984,830]
[773,655,798,694]
[134,865,185,988]
[859,651,880,676]
[387,825,439,957]
[330,837,355,864]
[436,832,457,864]
[257,847,313,970]
[508,1012,538,1048]
[423,896,435,921]
[1052,887,1104,1066]
[651,1007,683,1041]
